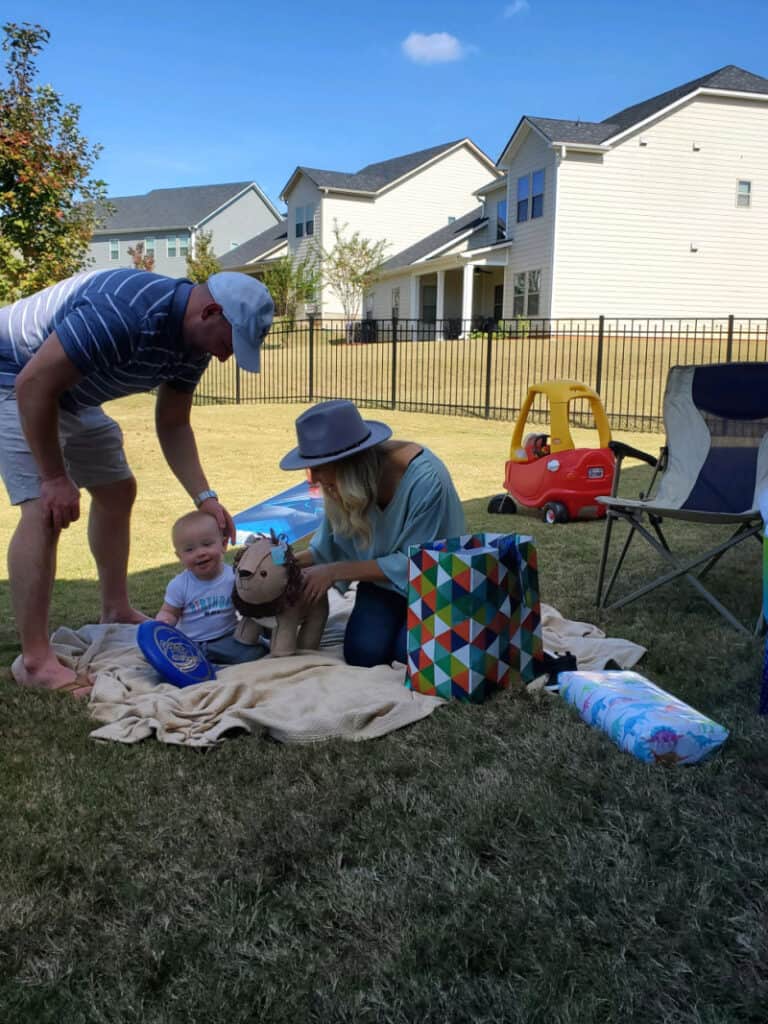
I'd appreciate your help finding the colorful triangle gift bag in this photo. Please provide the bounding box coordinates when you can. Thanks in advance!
[405,533,543,703]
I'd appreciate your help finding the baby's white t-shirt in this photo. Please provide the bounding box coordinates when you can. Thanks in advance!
[164,564,237,641]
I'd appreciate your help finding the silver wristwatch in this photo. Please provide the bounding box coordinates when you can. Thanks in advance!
[193,489,218,507]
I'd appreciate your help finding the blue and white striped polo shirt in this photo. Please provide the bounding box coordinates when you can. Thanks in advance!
[0,269,210,410]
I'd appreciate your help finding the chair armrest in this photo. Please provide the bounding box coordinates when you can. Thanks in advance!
[608,441,658,467]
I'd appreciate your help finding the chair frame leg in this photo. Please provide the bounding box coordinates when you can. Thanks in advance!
[597,512,760,635]
[597,511,637,608]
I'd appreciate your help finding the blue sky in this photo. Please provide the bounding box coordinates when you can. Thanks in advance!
[4,0,768,211]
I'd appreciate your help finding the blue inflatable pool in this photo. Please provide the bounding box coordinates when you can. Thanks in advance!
[233,480,325,545]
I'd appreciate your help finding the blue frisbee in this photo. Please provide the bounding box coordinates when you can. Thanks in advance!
[137,621,217,688]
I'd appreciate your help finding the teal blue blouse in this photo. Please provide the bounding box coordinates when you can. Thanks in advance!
[310,448,466,596]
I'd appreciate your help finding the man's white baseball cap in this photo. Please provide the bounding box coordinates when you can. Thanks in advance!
[207,272,275,372]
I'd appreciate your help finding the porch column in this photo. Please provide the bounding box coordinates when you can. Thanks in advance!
[436,269,446,325]
[461,263,474,337]
[409,275,420,340]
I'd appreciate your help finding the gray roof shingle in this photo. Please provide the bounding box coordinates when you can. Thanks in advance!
[218,221,288,269]
[94,181,256,233]
[381,208,487,272]
[518,65,768,149]
[601,64,768,136]
[290,140,467,195]
[526,117,614,145]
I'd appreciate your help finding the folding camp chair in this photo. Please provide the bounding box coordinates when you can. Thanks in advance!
[595,362,768,635]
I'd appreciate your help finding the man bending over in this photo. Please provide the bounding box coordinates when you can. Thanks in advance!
[0,268,273,697]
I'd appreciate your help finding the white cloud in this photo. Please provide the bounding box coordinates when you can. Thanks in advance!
[401,32,466,64]
[504,0,530,16]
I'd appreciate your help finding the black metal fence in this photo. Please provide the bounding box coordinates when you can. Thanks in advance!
[193,315,768,433]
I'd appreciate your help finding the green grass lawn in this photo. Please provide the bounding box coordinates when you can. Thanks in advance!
[1,397,766,1023]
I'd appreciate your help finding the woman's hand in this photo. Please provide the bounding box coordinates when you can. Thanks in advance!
[302,563,337,603]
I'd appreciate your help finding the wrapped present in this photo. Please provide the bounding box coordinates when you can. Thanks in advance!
[556,670,729,765]
[406,533,543,702]
[761,522,768,715]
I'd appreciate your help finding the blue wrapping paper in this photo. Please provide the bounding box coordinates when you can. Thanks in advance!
[557,670,728,765]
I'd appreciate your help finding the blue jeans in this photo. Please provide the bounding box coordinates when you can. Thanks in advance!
[200,632,268,666]
[344,582,407,668]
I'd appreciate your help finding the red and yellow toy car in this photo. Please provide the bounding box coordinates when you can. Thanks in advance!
[488,380,615,524]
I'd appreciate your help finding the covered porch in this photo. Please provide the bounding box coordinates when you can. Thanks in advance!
[411,253,507,336]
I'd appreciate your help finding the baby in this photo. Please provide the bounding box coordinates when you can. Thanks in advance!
[156,510,266,665]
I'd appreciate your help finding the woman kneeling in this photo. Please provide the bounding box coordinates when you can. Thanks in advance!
[280,400,465,667]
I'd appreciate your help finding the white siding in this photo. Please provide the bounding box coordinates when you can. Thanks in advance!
[368,273,413,319]
[478,180,508,247]
[203,188,281,255]
[284,177,323,311]
[501,131,556,318]
[88,231,191,275]
[317,145,497,315]
[552,94,768,318]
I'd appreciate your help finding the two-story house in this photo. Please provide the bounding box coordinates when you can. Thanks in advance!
[275,140,500,318]
[368,64,768,325]
[367,174,512,327]
[89,181,282,275]
[497,64,768,319]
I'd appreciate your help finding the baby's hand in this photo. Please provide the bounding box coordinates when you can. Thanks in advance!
[156,604,181,627]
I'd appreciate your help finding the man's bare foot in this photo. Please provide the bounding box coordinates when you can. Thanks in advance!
[11,653,93,700]
[100,606,149,625]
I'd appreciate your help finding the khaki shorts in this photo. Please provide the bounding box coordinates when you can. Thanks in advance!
[0,387,133,505]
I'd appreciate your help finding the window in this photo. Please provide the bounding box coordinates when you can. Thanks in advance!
[391,287,400,317]
[422,283,437,323]
[737,180,751,208]
[516,176,529,223]
[109,239,120,261]
[496,198,508,240]
[294,204,315,238]
[513,272,526,315]
[531,170,545,219]
[516,170,545,222]
[145,237,156,257]
[513,268,541,316]
[493,284,504,323]
[526,269,541,316]
[167,235,190,258]
[296,204,315,237]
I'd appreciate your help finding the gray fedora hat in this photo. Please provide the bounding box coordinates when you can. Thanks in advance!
[280,400,392,470]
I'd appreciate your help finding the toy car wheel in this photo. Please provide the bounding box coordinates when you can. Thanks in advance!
[487,493,517,515]
[543,501,569,525]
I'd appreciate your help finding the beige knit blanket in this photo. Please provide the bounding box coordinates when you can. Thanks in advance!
[47,622,440,747]
[45,598,645,749]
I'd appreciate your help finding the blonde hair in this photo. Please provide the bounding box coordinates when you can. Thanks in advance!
[171,510,220,548]
[323,446,381,548]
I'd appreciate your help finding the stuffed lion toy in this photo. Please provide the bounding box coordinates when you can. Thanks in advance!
[232,530,328,657]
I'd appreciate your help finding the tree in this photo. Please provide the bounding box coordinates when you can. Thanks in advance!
[262,252,320,324]
[126,240,155,272]
[313,221,388,322]
[185,229,220,283]
[0,22,111,302]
